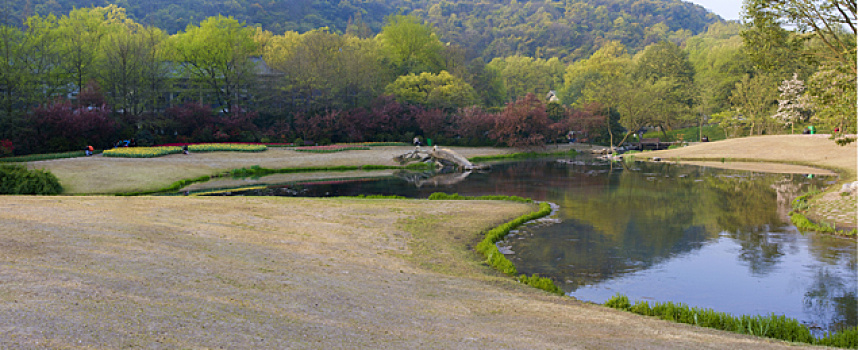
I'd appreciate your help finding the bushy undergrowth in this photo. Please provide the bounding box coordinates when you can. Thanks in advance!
[604,294,858,347]
[0,164,63,194]
[469,149,578,163]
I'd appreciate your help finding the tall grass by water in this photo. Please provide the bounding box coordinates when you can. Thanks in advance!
[604,294,857,348]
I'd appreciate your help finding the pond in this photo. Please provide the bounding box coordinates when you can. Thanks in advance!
[208,157,857,333]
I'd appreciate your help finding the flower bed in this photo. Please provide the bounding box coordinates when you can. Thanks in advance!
[156,142,291,147]
[293,145,371,153]
[103,146,183,158]
[103,143,267,158]
[337,142,408,147]
[188,143,267,153]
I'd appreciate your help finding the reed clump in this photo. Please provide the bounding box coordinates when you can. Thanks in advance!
[604,294,858,347]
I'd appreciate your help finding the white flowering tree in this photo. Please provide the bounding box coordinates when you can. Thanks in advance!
[772,73,809,134]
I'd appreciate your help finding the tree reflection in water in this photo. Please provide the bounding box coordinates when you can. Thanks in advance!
[221,157,856,333]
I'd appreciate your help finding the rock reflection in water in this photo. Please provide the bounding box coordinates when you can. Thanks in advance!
[396,169,474,188]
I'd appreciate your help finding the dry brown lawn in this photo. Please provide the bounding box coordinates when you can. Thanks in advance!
[0,196,821,349]
[642,134,857,178]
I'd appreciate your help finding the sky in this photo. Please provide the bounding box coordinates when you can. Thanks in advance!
[685,0,744,21]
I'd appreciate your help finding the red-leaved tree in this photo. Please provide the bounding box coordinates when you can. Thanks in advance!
[294,110,340,143]
[369,95,419,140]
[27,100,116,153]
[215,106,260,142]
[165,102,215,142]
[568,103,607,143]
[415,109,448,139]
[490,93,551,148]
[452,106,495,146]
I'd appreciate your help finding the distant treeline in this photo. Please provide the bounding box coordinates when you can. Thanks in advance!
[1,0,719,60]
[0,2,853,156]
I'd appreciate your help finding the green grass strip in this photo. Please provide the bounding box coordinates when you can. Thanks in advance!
[0,150,99,162]
[604,294,857,348]
[428,192,561,294]
[293,146,371,153]
[789,190,857,237]
[117,175,212,196]
[468,149,578,163]
[117,163,432,196]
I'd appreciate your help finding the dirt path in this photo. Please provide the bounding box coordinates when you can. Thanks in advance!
[640,135,857,230]
[0,196,822,349]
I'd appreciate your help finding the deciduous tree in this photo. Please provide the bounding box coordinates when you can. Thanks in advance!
[378,15,444,75]
[490,93,551,148]
[728,74,778,136]
[772,73,810,134]
[169,15,258,113]
[384,71,477,110]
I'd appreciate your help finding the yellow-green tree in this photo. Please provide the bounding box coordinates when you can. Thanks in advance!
[265,28,391,112]
[384,71,476,110]
[56,6,127,99]
[725,74,778,136]
[169,15,258,113]
[100,20,169,119]
[487,55,565,103]
[377,15,444,75]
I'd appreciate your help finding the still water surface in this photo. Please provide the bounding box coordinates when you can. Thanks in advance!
[218,157,857,332]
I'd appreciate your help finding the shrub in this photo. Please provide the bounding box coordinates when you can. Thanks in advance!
[0,164,63,195]
[0,139,13,156]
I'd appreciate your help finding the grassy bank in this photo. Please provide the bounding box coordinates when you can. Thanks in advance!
[605,294,857,348]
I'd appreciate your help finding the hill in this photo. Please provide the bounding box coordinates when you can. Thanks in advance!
[3,0,722,60]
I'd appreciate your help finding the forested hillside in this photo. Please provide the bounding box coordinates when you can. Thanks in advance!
[0,1,853,157]
[2,0,720,60]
